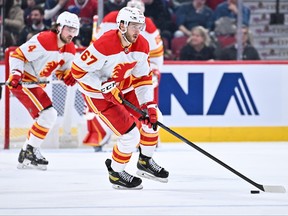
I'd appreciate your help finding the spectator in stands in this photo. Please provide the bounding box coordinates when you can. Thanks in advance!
[214,0,250,27]
[216,26,260,60]
[22,0,46,25]
[104,0,128,16]
[3,0,25,46]
[44,0,69,27]
[174,0,214,38]
[142,0,176,48]
[17,6,49,45]
[179,26,215,60]
[65,0,98,47]
[23,0,37,25]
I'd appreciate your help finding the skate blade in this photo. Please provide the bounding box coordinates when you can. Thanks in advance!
[136,170,168,183]
[112,184,143,190]
[17,159,47,171]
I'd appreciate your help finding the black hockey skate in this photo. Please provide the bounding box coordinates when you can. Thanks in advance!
[17,144,48,170]
[105,159,143,190]
[137,149,169,183]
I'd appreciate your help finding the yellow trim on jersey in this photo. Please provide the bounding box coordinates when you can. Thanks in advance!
[149,45,164,58]
[10,48,28,62]
[22,88,44,111]
[84,95,121,136]
[78,82,101,93]
[71,63,87,79]
[71,62,85,71]
[22,71,38,82]
[133,80,153,88]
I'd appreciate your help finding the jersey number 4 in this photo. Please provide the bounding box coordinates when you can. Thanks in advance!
[80,50,97,65]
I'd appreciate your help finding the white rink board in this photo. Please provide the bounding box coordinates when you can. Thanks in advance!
[1,62,288,143]
[160,63,288,127]
[1,63,288,128]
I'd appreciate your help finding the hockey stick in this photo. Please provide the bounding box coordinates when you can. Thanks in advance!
[0,81,50,99]
[0,81,50,86]
[122,98,286,193]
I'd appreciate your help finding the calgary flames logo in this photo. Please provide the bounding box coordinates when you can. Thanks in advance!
[39,60,65,77]
[111,62,137,81]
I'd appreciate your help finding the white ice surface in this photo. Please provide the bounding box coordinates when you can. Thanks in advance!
[0,142,288,215]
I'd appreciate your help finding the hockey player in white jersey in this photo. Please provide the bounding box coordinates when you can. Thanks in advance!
[94,0,163,70]
[7,11,80,170]
[71,7,168,189]
[85,0,163,151]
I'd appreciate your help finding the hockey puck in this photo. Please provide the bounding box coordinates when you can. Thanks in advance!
[250,190,260,194]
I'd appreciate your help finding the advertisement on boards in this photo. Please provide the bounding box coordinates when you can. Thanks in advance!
[159,63,288,141]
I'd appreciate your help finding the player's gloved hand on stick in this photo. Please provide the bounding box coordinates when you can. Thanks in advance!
[140,101,158,131]
[63,71,76,86]
[101,80,123,105]
[8,70,23,89]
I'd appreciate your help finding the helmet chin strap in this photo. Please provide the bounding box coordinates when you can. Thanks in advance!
[122,32,131,45]
[119,26,131,45]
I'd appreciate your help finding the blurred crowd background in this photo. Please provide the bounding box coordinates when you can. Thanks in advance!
[0,0,287,61]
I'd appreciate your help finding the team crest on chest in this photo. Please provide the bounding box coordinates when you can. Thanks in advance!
[112,62,137,81]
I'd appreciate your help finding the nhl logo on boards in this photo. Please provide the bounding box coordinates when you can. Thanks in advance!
[124,47,129,54]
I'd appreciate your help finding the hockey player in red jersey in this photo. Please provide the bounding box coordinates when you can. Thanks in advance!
[71,6,168,189]
[85,0,163,151]
[7,11,80,170]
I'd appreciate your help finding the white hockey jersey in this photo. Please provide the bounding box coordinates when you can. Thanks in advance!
[92,11,164,71]
[9,31,76,85]
[72,29,154,105]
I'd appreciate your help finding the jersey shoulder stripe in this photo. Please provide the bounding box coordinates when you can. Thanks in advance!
[102,11,118,23]
[37,31,76,54]
[93,30,149,55]
[145,17,157,34]
[93,30,123,55]
[37,31,59,51]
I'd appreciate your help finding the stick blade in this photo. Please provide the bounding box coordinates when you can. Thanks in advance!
[263,185,286,193]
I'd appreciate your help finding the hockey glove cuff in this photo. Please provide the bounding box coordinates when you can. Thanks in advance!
[101,81,123,105]
[63,70,76,86]
[140,101,158,131]
[8,70,23,90]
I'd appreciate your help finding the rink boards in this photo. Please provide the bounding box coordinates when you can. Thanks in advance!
[159,61,288,142]
[1,61,288,142]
